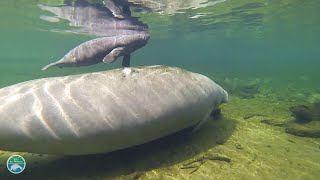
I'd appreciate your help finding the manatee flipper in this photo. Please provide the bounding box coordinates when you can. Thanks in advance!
[191,108,213,132]
[122,54,130,67]
[103,47,125,64]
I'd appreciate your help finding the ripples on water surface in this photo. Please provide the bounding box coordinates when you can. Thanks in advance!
[0,0,319,179]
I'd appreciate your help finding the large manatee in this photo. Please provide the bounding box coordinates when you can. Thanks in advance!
[0,66,228,155]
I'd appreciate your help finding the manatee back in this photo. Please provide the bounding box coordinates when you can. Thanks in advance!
[0,65,227,155]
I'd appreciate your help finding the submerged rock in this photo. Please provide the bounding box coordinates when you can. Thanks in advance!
[289,105,313,123]
[285,127,320,138]
[289,102,320,123]
[282,102,320,138]
[0,66,228,155]
[260,119,287,127]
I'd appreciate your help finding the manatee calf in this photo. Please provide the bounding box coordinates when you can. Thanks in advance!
[42,32,150,70]
[39,1,150,70]
[0,66,228,155]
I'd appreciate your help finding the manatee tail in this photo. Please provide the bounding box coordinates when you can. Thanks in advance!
[41,62,59,71]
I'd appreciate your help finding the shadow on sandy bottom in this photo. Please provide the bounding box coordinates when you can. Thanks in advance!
[0,117,236,179]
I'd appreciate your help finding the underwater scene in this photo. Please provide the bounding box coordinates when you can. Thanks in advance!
[0,0,319,179]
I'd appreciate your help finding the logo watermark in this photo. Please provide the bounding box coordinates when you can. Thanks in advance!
[7,155,26,174]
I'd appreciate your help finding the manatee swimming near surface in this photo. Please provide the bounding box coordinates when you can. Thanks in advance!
[38,1,150,70]
[41,32,150,70]
[0,66,228,155]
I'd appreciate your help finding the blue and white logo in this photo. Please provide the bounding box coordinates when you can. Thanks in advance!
[7,155,26,174]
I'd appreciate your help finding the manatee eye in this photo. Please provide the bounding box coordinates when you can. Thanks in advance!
[138,35,144,40]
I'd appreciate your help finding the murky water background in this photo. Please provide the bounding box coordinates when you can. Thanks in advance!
[0,0,319,179]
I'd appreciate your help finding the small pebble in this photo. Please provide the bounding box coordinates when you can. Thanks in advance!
[235,143,244,150]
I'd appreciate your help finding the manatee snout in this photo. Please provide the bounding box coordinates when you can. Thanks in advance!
[125,32,150,48]
[138,32,150,47]
[222,89,229,103]
[132,32,150,43]
[140,32,150,41]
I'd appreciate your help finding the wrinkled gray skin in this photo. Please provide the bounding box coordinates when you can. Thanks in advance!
[0,66,228,155]
[42,32,150,70]
[39,0,149,70]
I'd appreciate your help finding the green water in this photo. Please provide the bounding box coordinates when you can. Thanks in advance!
[0,0,320,179]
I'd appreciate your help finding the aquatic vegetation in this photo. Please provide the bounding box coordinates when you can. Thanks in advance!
[181,155,231,174]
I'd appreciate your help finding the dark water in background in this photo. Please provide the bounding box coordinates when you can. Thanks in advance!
[0,0,319,89]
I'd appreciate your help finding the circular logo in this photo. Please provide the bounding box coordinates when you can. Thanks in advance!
[7,155,26,174]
